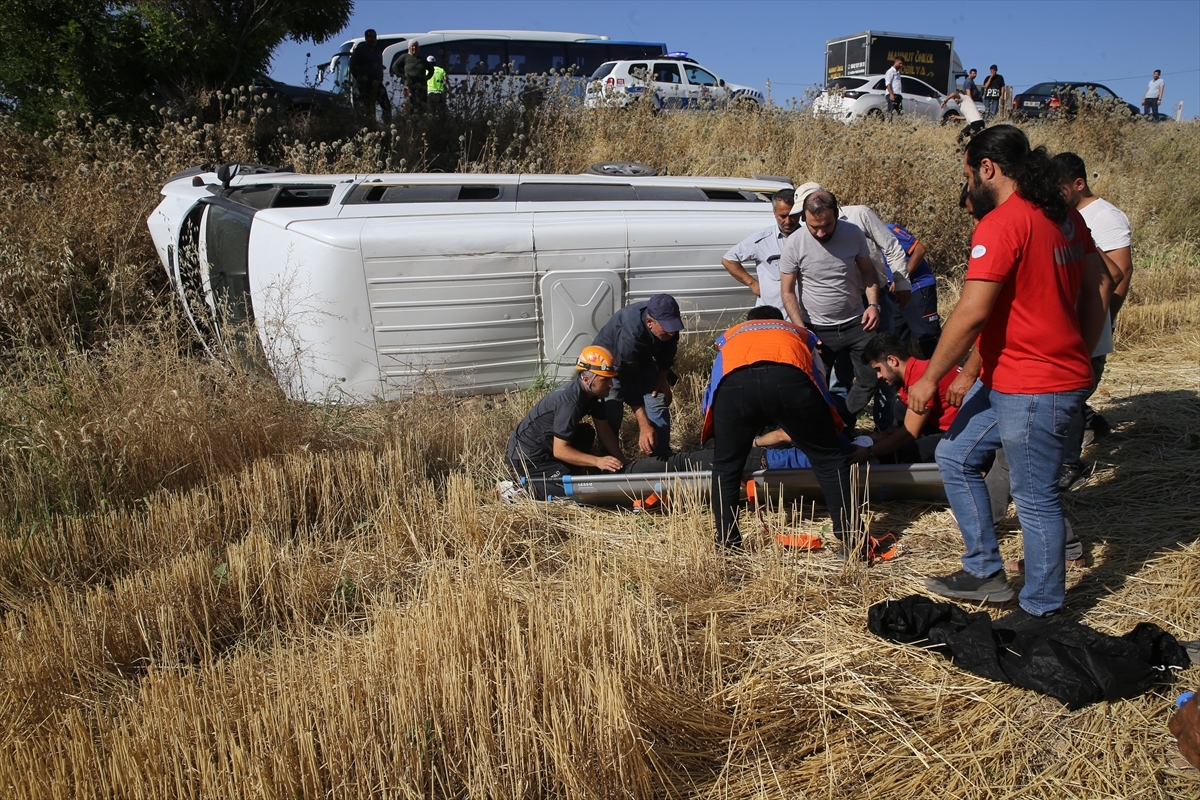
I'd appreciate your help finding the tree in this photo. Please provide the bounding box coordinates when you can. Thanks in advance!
[0,0,352,128]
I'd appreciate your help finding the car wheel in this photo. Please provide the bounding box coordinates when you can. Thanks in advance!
[866,108,884,120]
[941,110,962,124]
[733,96,760,112]
[586,161,659,177]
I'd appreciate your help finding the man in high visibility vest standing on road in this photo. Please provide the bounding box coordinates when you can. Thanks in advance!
[427,56,447,113]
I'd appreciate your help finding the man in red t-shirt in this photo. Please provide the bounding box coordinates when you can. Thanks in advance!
[855,332,963,464]
[908,125,1111,620]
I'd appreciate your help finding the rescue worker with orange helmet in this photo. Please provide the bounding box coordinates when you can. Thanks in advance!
[503,345,626,500]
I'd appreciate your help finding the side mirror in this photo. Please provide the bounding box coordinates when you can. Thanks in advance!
[719,79,726,87]
[216,163,239,190]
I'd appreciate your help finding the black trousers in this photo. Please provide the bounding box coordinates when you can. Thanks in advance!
[811,319,879,419]
[406,82,428,112]
[506,425,595,500]
[355,79,392,123]
[624,445,765,475]
[711,364,853,549]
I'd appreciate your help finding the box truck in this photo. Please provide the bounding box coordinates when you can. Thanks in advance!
[825,31,965,95]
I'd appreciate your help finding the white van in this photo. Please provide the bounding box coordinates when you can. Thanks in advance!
[147,166,790,402]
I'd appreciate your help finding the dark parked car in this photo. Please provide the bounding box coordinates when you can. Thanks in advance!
[1011,81,1140,119]
[249,74,348,115]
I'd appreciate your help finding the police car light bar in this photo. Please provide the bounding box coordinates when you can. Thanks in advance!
[665,51,688,59]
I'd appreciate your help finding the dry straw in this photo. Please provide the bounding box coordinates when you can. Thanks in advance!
[0,101,1197,797]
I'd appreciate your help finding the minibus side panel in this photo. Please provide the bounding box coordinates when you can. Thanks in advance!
[625,209,768,335]
[533,210,628,380]
[360,212,538,394]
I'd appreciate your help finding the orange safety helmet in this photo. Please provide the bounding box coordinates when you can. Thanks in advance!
[575,345,618,377]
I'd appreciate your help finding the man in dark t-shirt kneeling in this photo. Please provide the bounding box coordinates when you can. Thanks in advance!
[502,345,626,501]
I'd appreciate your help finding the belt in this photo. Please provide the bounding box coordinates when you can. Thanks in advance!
[810,319,862,333]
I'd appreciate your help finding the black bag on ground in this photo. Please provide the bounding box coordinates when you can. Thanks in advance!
[868,594,1190,709]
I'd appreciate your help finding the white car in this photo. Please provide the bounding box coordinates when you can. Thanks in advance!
[585,54,764,110]
[813,74,961,123]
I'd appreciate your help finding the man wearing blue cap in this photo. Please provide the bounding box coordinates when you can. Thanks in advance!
[592,294,683,457]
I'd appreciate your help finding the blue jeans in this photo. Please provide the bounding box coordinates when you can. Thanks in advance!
[605,366,671,457]
[935,381,1088,615]
[985,97,1000,117]
[1062,354,1107,468]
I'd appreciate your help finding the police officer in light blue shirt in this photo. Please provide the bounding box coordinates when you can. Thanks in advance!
[721,188,800,318]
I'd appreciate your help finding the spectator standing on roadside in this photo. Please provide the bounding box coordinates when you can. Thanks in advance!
[1053,152,1132,491]
[391,41,435,113]
[913,125,1111,618]
[982,65,1005,117]
[721,188,801,319]
[779,187,884,426]
[1143,70,1164,117]
[884,57,904,118]
[426,56,448,112]
[963,68,981,103]
[349,29,391,124]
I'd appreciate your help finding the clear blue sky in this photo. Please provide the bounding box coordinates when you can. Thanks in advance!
[270,0,1200,117]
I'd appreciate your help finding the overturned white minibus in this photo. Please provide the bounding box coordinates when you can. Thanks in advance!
[147,166,790,401]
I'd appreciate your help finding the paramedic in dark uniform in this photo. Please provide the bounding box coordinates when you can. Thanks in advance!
[720,188,800,318]
[504,345,625,500]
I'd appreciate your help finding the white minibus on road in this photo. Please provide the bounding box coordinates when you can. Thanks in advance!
[321,30,667,107]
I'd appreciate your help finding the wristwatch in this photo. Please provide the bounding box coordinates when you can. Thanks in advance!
[868,303,882,310]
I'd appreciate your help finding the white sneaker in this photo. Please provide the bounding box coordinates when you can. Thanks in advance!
[496,480,525,504]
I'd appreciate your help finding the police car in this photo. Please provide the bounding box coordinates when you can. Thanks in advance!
[585,53,764,110]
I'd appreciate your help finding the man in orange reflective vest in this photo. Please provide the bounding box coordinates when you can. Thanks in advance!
[702,306,860,552]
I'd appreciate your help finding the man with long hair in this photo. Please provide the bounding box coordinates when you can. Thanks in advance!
[908,125,1112,622]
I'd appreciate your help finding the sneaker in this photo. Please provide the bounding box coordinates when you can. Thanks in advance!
[496,480,525,504]
[923,569,1015,603]
[1057,462,1088,492]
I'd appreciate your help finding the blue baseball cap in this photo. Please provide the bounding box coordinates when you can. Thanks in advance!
[646,294,683,332]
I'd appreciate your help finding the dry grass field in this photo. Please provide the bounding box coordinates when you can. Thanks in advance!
[0,99,1198,797]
